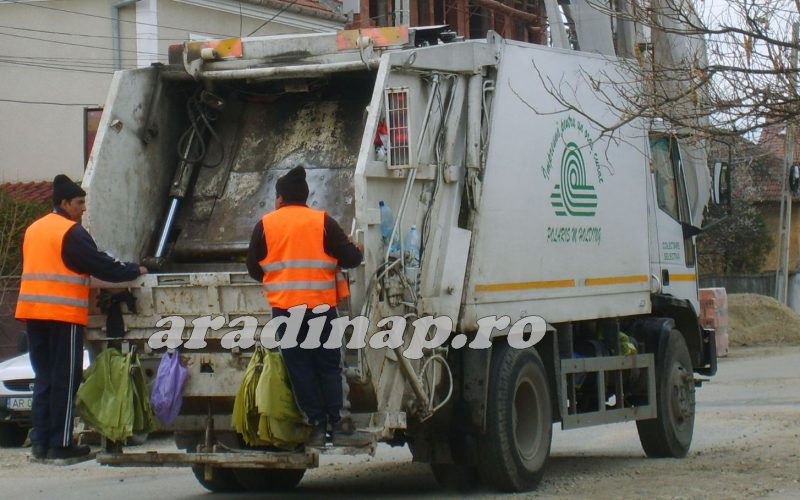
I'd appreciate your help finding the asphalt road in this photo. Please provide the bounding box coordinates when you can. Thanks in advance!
[1,346,798,499]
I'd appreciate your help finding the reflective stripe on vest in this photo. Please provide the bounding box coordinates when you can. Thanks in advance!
[261,259,338,272]
[17,294,89,308]
[264,280,337,291]
[21,273,91,286]
[15,212,91,326]
[259,206,339,309]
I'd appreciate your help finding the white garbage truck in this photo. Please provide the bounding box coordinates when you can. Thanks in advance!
[82,25,717,492]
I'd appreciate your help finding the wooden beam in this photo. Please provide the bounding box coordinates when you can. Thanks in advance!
[472,0,539,23]
[457,0,470,38]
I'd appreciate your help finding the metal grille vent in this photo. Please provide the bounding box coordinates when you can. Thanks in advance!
[3,379,34,392]
[385,88,410,167]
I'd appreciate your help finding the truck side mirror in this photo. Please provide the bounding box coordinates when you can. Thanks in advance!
[682,222,703,239]
[711,160,730,206]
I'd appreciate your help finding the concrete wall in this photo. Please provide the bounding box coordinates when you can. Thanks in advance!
[0,1,117,183]
[0,0,342,183]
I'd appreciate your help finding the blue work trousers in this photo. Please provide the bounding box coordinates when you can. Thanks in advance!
[273,307,345,427]
[26,319,84,448]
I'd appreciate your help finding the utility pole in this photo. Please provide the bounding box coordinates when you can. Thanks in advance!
[775,22,799,304]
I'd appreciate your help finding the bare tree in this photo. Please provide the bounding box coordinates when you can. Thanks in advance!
[526,0,798,143]
[0,191,47,314]
[697,138,778,274]
[642,0,798,137]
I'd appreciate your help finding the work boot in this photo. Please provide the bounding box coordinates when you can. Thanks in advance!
[331,418,372,447]
[306,423,328,447]
[46,445,91,460]
[31,444,47,460]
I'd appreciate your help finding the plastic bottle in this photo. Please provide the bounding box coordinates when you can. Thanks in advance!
[404,225,420,267]
[404,225,421,287]
[379,201,399,252]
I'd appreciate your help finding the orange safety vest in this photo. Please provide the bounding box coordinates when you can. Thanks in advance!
[15,212,91,326]
[260,205,350,309]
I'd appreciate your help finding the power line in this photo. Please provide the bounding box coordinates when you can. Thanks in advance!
[0,59,114,75]
[1,54,140,62]
[0,30,164,57]
[249,0,300,36]
[0,24,189,42]
[1,61,115,71]
[0,97,98,106]
[1,55,147,68]
[2,0,235,39]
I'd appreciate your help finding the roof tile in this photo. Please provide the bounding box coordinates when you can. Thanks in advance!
[0,181,52,205]
[753,123,800,202]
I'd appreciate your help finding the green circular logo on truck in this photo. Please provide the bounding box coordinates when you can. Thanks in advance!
[551,142,597,217]
[540,116,603,218]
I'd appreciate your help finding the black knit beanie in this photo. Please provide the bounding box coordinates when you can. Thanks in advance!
[52,174,86,206]
[275,166,309,203]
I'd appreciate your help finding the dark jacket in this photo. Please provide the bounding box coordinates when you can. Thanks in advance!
[55,208,141,282]
[246,204,362,282]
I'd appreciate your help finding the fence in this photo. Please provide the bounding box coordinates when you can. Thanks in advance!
[699,272,800,313]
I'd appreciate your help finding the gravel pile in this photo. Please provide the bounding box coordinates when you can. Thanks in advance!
[728,293,800,346]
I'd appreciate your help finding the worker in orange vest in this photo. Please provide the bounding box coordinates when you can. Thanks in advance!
[246,166,371,447]
[15,174,146,461]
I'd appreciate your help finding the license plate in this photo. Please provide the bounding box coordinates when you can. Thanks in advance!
[6,397,32,411]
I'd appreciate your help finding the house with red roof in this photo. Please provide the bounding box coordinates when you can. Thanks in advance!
[0,181,53,206]
[724,122,800,272]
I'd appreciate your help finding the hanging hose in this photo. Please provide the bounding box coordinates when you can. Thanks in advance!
[419,353,454,419]
[176,90,225,168]
[148,89,226,265]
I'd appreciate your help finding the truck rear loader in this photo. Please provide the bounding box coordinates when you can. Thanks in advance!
[82,24,717,492]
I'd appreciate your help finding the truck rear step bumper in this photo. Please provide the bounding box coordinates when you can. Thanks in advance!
[97,449,319,469]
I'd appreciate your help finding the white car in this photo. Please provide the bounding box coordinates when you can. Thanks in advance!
[0,350,90,447]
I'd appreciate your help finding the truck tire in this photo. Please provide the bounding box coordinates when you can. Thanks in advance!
[0,423,28,447]
[233,468,305,491]
[479,341,552,492]
[636,328,695,458]
[191,465,243,492]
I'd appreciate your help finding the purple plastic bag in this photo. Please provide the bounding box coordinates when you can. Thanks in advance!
[150,350,188,425]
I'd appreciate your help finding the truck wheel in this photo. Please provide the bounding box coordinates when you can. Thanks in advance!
[479,341,552,492]
[0,423,28,447]
[636,329,695,458]
[233,468,305,491]
[191,465,243,493]
[430,463,481,492]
